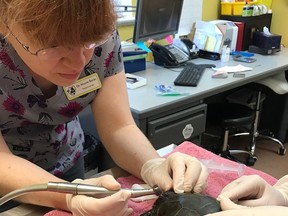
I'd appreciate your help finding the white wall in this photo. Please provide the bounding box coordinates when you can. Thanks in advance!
[177,0,203,36]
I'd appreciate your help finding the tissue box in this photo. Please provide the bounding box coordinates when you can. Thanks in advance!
[250,31,282,54]
[123,50,147,73]
[252,31,281,51]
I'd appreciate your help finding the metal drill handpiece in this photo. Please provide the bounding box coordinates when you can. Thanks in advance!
[125,187,156,198]
[152,185,163,196]
[47,182,158,198]
[47,182,117,198]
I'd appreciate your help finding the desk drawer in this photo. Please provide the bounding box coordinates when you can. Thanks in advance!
[147,104,207,149]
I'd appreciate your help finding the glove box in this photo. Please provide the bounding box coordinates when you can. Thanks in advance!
[147,104,207,149]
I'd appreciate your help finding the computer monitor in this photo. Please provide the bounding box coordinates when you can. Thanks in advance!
[133,0,184,43]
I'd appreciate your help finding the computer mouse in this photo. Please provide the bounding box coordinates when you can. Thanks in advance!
[212,72,228,79]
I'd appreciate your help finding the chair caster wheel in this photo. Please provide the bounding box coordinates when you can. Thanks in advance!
[246,155,257,166]
[278,147,286,155]
[211,145,221,155]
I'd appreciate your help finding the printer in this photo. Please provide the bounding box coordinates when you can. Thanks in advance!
[249,31,282,55]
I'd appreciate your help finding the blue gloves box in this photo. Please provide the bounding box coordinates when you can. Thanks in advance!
[123,50,147,73]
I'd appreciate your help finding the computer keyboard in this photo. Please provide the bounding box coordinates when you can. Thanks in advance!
[174,63,215,87]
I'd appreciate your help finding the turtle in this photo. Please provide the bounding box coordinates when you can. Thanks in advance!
[140,191,221,216]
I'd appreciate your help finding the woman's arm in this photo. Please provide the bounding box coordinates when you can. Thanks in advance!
[0,132,131,215]
[0,132,68,210]
[91,71,159,178]
[90,71,208,193]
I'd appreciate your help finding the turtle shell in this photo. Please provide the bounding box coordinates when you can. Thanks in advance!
[141,191,221,216]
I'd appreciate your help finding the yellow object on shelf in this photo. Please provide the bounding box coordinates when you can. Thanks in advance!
[221,2,233,16]
[233,2,246,15]
[257,0,273,8]
[221,2,246,16]
[246,0,258,4]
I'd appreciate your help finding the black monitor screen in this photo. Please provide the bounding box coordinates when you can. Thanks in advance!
[133,0,184,43]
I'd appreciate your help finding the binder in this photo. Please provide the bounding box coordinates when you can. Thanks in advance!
[234,22,244,51]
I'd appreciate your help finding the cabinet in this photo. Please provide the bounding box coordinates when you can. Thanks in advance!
[79,102,207,171]
[147,104,207,149]
[220,14,272,51]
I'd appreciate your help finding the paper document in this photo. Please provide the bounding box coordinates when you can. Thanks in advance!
[212,64,253,73]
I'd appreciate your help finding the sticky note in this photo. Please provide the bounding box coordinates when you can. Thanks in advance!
[165,35,173,44]
[135,41,151,52]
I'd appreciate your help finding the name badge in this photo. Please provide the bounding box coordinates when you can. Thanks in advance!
[63,73,102,100]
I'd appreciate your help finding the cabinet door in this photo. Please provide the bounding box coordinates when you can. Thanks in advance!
[148,104,207,149]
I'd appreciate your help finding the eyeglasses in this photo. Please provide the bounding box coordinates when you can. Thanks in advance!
[7,27,108,61]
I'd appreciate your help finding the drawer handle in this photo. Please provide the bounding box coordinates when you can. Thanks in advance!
[182,124,194,139]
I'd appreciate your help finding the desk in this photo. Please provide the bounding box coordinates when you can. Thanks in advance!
[128,48,288,149]
[78,48,288,170]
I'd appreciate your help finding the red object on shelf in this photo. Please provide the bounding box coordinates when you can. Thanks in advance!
[234,22,244,51]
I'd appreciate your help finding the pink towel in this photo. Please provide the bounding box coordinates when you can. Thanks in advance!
[44,141,277,216]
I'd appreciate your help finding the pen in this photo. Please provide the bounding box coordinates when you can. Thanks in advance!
[157,92,189,96]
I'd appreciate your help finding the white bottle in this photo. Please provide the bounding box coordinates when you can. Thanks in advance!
[221,46,230,63]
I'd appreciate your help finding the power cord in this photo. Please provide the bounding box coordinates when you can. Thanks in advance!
[0,184,47,206]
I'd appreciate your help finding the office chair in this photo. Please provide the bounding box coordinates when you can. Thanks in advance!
[206,102,258,166]
[206,88,286,166]
[226,88,286,155]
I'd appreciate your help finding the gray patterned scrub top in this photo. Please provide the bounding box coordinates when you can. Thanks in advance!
[0,30,123,177]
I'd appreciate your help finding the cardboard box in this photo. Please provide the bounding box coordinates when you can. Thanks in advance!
[123,50,147,73]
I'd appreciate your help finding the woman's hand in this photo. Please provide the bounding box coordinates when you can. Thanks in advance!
[217,175,288,207]
[204,175,288,216]
[140,152,208,193]
[66,175,132,216]
[205,205,288,216]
